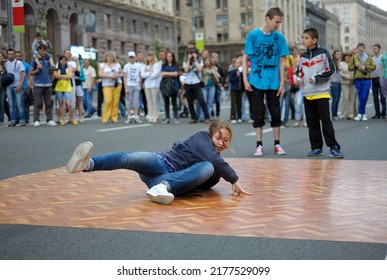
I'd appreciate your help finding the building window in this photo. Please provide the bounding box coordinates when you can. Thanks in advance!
[217,33,228,43]
[216,15,228,27]
[240,0,252,7]
[104,14,111,29]
[155,24,159,37]
[144,22,149,35]
[345,36,350,44]
[216,0,228,9]
[92,37,97,49]
[107,39,112,50]
[132,19,137,34]
[176,0,180,14]
[165,26,170,38]
[118,16,125,32]
[223,33,228,43]
[241,13,253,25]
[242,31,247,41]
[344,26,349,33]
[196,16,204,28]
[121,42,125,55]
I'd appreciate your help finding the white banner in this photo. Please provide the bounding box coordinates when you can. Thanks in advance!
[0,260,386,280]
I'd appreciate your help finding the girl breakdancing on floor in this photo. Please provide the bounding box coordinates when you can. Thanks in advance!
[66,119,250,204]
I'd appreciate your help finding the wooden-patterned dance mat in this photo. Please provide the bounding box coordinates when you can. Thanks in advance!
[1,158,386,244]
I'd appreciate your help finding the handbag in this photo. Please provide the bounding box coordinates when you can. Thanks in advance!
[160,77,175,97]
[1,60,18,88]
[193,70,205,88]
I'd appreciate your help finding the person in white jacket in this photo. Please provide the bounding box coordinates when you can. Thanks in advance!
[140,51,160,123]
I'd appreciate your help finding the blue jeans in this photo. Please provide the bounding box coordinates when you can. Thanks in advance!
[6,86,25,124]
[280,86,291,122]
[354,79,371,115]
[90,152,217,196]
[82,88,95,115]
[294,89,304,121]
[196,85,215,121]
[330,82,341,118]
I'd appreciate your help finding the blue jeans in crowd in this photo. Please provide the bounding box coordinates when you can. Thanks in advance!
[82,88,96,116]
[196,85,215,121]
[6,86,25,125]
[294,89,304,121]
[90,152,216,196]
[354,79,371,115]
[330,82,341,118]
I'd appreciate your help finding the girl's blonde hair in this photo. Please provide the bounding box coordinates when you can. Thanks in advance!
[145,51,158,65]
[208,119,233,148]
[103,51,117,63]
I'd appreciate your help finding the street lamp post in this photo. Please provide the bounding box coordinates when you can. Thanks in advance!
[186,0,196,41]
[7,0,14,48]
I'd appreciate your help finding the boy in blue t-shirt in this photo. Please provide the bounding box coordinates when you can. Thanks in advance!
[242,7,289,157]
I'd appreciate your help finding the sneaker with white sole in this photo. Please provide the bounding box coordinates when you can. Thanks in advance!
[354,114,362,121]
[47,120,57,126]
[253,145,264,157]
[66,142,93,173]
[274,144,286,155]
[34,121,40,127]
[361,115,367,121]
[146,183,174,204]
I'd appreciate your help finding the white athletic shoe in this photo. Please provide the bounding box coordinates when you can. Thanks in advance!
[66,142,93,173]
[146,183,174,204]
[47,120,57,126]
[34,121,40,127]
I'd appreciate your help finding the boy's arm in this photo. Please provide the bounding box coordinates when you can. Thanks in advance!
[277,56,286,96]
[315,50,336,83]
[242,54,252,91]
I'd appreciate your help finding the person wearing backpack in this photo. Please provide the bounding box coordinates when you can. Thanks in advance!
[4,48,26,126]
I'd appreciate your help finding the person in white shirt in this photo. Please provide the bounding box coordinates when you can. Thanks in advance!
[82,59,97,118]
[140,51,160,123]
[123,51,142,123]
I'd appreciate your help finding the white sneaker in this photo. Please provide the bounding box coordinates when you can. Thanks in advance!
[354,114,362,121]
[230,120,237,124]
[66,142,93,173]
[124,117,131,124]
[146,183,174,204]
[34,121,40,127]
[274,144,286,155]
[253,145,264,157]
[47,120,57,126]
[361,115,368,121]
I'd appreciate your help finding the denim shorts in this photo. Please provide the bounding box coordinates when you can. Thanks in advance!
[56,92,72,101]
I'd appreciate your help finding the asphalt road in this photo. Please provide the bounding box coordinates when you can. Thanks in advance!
[1,99,386,180]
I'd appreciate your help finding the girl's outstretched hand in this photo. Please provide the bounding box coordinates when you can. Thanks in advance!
[230,181,251,196]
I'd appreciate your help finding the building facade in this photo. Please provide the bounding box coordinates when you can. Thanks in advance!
[2,0,176,62]
[177,0,307,64]
[311,0,387,52]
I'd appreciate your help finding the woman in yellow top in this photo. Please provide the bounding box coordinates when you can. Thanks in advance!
[54,55,78,126]
[98,51,123,123]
